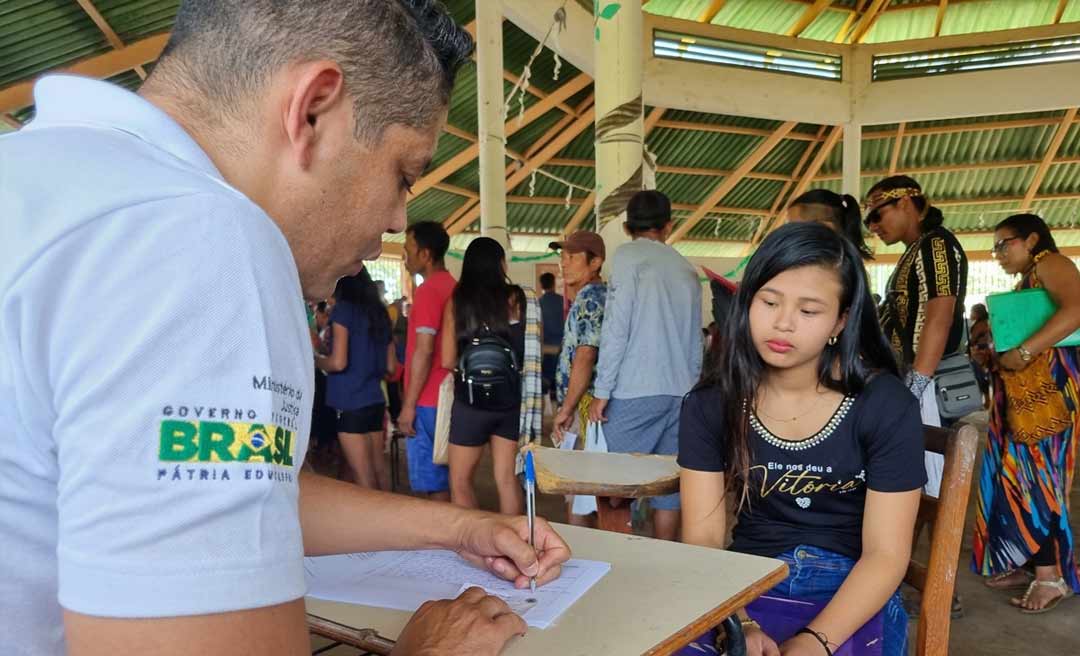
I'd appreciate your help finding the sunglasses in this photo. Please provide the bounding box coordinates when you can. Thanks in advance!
[862,198,899,228]
[990,236,1021,256]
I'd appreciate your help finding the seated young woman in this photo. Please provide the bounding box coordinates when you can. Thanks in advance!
[679,222,925,656]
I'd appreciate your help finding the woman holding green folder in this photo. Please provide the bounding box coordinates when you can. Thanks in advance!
[973,213,1080,613]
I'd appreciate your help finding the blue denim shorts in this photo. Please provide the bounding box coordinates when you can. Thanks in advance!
[405,406,449,493]
[769,545,907,656]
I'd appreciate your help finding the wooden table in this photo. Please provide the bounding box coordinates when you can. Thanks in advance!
[306,523,788,656]
[524,444,680,534]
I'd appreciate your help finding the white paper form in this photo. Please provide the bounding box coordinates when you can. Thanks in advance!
[304,550,610,629]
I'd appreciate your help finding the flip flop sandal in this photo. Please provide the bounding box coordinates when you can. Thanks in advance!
[1010,578,1075,614]
[985,569,1033,591]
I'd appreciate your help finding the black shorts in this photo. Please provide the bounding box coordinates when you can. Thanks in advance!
[336,402,386,434]
[449,398,520,446]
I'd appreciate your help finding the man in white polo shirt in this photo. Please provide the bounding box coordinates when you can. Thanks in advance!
[0,2,568,655]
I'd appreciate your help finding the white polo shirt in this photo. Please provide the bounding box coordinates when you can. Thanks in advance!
[0,76,313,655]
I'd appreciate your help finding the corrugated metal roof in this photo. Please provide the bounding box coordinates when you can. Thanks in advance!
[645,0,1080,44]
[407,189,467,224]
[5,0,1080,259]
[0,0,109,87]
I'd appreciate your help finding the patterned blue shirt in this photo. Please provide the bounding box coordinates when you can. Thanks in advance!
[556,281,607,404]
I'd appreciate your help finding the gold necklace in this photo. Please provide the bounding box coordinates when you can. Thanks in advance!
[755,390,825,423]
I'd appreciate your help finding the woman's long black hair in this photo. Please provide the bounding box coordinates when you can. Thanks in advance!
[453,236,513,339]
[333,268,391,343]
[703,222,898,504]
[791,189,874,261]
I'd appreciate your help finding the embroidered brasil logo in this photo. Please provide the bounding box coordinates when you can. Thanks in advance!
[159,420,295,466]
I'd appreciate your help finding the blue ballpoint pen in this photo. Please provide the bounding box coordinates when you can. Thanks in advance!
[524,451,537,594]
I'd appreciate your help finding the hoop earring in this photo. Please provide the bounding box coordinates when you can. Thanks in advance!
[828,335,839,346]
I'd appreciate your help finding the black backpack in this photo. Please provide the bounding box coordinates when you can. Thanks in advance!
[456,328,520,411]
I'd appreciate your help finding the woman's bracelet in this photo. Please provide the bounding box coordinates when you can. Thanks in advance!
[795,627,835,656]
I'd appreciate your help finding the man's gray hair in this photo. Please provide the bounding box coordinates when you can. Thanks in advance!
[156,0,473,141]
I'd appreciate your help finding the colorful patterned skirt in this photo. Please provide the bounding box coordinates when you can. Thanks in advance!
[971,346,1080,593]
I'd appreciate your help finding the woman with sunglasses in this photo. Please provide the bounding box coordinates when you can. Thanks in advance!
[973,213,1080,613]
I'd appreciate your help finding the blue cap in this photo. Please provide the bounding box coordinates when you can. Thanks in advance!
[524,451,536,483]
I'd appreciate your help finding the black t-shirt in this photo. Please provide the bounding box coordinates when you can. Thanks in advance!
[678,374,927,560]
[878,225,968,366]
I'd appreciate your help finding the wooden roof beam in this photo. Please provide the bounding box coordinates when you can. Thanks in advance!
[440,198,480,229]
[507,93,594,176]
[849,0,889,44]
[545,157,795,182]
[667,121,797,244]
[784,125,844,214]
[411,72,591,198]
[746,126,829,253]
[888,122,905,175]
[1055,0,1070,24]
[463,19,577,117]
[505,195,769,216]
[1022,107,1078,211]
[815,157,1059,181]
[448,108,596,235]
[0,33,168,113]
[558,107,665,237]
[862,115,1080,140]
[787,0,835,38]
[697,1,728,24]
[933,0,949,38]
[655,119,817,141]
[75,0,147,80]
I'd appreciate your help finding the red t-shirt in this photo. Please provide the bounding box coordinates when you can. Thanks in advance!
[405,269,456,408]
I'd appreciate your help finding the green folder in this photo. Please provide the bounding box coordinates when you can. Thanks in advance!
[986,288,1080,352]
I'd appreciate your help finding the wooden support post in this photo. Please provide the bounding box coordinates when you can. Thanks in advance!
[594,0,646,262]
[842,122,862,198]
[476,0,509,250]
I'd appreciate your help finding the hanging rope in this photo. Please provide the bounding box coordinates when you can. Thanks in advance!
[504,3,568,126]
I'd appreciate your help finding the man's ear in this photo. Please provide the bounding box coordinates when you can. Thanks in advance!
[661,220,674,240]
[282,62,347,170]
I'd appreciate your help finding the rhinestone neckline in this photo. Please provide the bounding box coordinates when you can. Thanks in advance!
[748,396,854,451]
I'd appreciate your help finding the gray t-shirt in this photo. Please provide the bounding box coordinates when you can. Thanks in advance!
[594,238,703,399]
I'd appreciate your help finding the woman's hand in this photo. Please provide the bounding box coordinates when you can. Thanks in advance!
[998,348,1030,371]
[744,625,781,656]
[779,631,830,655]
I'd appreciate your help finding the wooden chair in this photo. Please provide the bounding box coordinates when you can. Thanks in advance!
[904,423,980,656]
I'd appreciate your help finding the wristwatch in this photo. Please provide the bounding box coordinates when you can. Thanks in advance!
[1017,343,1034,362]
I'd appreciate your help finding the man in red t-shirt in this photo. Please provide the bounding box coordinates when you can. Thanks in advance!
[398,221,455,499]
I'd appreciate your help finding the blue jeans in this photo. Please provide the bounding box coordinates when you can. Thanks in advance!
[769,545,908,656]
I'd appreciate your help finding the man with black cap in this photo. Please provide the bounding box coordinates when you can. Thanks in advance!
[588,191,703,541]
